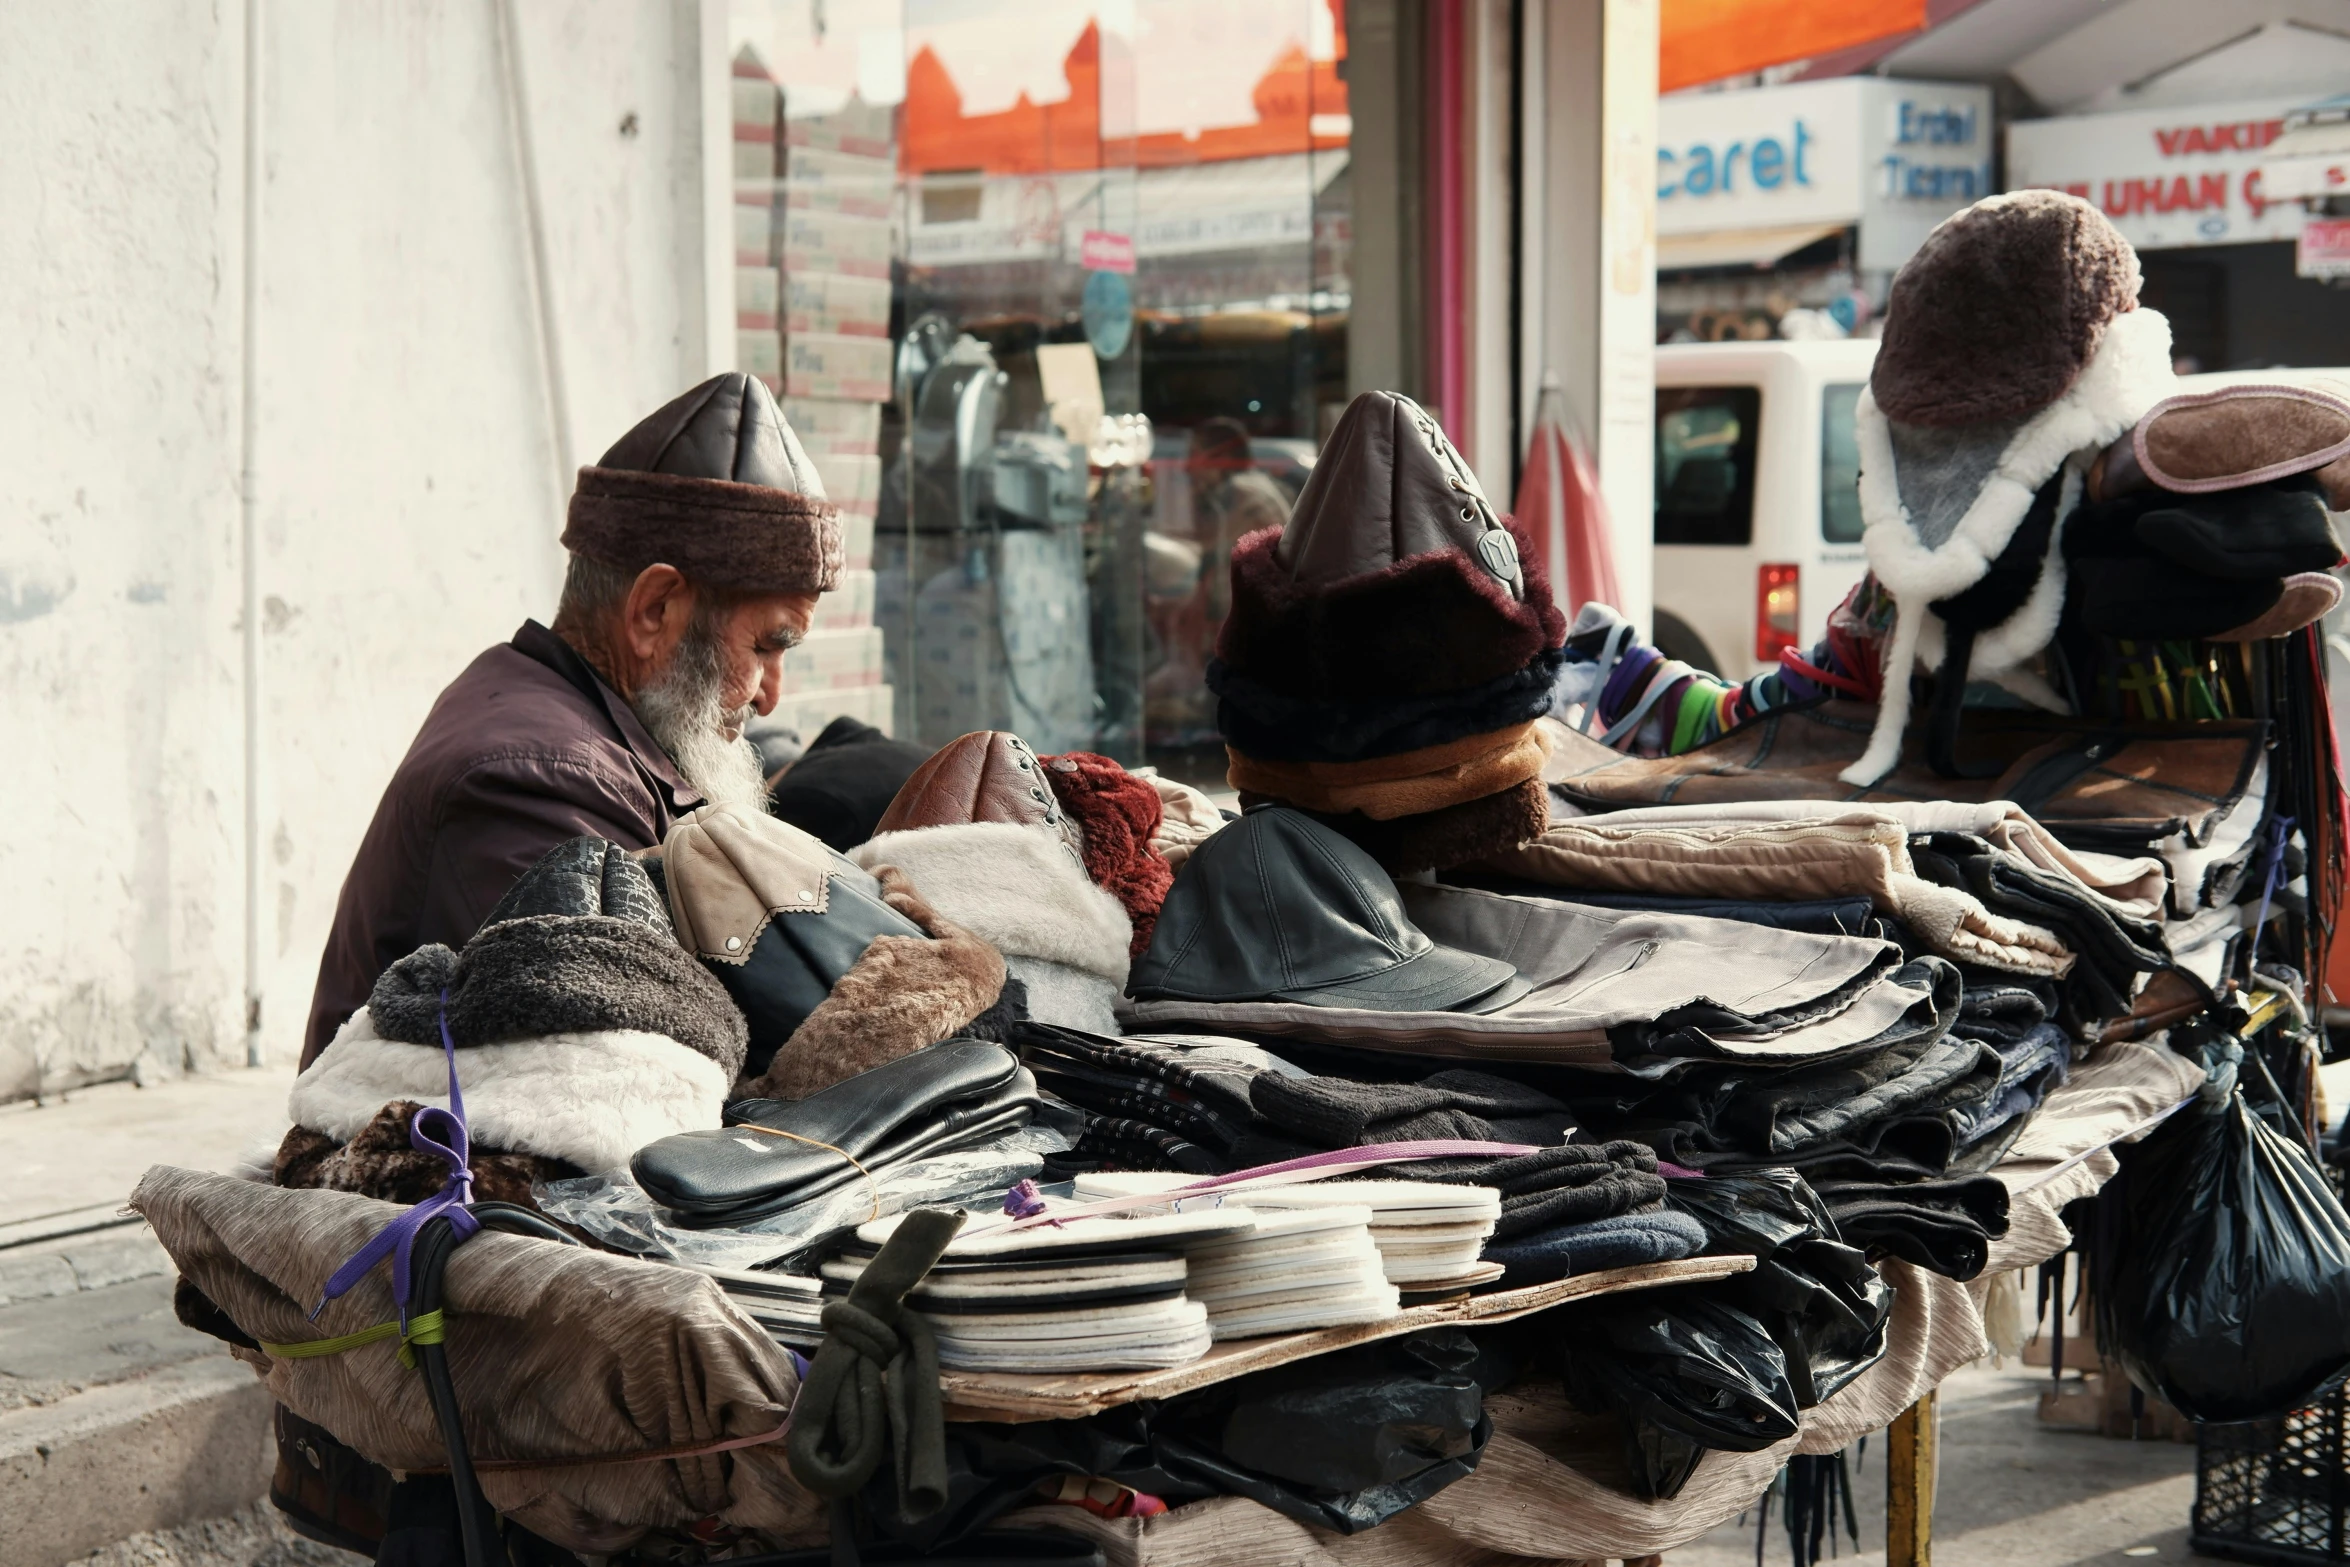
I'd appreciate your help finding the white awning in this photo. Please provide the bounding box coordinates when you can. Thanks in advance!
[1657,222,1850,272]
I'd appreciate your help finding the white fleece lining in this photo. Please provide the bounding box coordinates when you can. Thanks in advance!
[853,822,1134,983]
[1911,464,2083,699]
[289,1007,729,1174]
[1842,307,2175,785]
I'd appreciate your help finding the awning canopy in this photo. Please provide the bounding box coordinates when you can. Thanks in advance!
[1657,222,1850,272]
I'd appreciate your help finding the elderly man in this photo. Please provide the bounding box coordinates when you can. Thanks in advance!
[301,372,840,1066]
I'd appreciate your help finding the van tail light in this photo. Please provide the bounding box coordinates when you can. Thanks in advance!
[1756,563,1800,662]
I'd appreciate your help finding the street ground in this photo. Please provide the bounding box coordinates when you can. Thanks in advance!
[1666,1360,2199,1567]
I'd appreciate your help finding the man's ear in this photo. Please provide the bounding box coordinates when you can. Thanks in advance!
[621,563,694,667]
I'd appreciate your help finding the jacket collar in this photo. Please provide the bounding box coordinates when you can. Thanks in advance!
[510,620,706,816]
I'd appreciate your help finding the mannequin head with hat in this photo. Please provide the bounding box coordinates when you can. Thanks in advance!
[553,373,844,813]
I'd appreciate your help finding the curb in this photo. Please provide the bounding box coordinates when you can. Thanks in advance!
[0,1357,274,1567]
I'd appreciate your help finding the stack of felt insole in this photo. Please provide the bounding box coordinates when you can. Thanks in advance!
[693,1265,826,1350]
[1076,1174,1505,1293]
[1177,1204,1399,1338]
[830,1206,1254,1372]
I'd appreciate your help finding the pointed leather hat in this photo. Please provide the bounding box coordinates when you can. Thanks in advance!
[1216,390,1563,702]
[563,372,843,594]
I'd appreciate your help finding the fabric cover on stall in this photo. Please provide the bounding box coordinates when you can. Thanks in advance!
[131,1166,822,1557]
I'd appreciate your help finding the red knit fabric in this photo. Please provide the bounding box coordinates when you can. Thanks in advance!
[1040,752,1175,958]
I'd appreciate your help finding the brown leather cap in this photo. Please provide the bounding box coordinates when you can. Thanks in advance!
[872,731,1084,857]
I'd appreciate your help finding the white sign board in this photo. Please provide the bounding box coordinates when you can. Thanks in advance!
[1656,78,1993,273]
[2007,99,2304,251]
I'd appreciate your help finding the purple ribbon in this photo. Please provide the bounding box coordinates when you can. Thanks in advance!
[2251,814,2296,943]
[1001,1178,1051,1220]
[310,992,481,1327]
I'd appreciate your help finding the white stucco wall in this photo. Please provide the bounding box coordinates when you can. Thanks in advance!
[0,1,727,1101]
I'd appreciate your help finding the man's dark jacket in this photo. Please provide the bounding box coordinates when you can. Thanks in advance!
[302,621,703,1067]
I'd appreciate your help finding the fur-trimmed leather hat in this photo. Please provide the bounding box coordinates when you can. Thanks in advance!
[1872,190,2142,428]
[563,372,843,595]
[1844,193,2175,786]
[661,804,1008,1101]
[1217,390,1565,702]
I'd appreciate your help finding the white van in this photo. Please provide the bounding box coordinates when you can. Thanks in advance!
[1652,339,1880,679]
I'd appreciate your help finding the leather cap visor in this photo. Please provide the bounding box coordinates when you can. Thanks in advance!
[1131,806,1526,1013]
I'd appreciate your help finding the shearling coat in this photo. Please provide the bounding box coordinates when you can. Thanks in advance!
[302,621,704,1066]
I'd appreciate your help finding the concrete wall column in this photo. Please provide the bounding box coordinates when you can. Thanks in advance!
[1524,0,1657,631]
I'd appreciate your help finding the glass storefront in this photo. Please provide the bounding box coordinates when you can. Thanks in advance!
[730,0,1353,789]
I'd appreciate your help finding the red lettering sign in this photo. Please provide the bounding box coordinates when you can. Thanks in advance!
[2152,119,2284,158]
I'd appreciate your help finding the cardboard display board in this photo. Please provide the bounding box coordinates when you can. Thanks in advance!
[939,1254,1755,1422]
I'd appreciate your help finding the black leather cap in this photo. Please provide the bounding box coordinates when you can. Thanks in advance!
[598,372,826,494]
[1130,806,1525,1013]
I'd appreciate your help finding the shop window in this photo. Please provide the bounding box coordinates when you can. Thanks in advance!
[1820,382,1863,545]
[1655,386,1760,546]
[729,0,1352,788]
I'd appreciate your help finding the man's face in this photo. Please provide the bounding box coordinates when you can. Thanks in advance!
[704,590,820,737]
[622,573,820,815]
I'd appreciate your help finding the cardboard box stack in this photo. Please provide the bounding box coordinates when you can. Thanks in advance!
[735,49,898,737]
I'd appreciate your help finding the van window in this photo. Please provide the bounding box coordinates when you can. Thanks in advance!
[1655,386,1760,546]
[1821,382,1864,544]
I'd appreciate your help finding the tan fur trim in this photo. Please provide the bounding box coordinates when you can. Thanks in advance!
[1228,724,1550,821]
[735,866,1007,1101]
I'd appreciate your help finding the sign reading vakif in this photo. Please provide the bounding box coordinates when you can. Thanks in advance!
[2008,98,2308,251]
[1656,78,1994,273]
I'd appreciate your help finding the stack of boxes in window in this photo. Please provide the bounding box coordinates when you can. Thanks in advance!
[733,48,894,738]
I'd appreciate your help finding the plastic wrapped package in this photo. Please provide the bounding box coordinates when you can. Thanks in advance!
[535,1124,1070,1271]
[2091,1087,2350,1423]
[1550,1288,1803,1502]
[1664,1169,1892,1407]
[866,1330,1498,1550]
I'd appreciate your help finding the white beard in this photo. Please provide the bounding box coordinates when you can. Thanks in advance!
[632,620,771,816]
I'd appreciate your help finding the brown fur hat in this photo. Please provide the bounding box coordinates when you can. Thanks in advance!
[562,372,843,594]
[732,865,1007,1102]
[273,1103,579,1211]
[1872,191,2141,429]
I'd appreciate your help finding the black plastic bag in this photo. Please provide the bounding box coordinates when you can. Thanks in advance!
[1553,1289,1802,1501]
[2092,1088,2350,1423]
[1665,1169,1893,1407]
[868,1330,1494,1547]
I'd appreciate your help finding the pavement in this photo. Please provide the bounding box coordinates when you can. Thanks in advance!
[1,1069,297,1567]
[1664,1360,2200,1567]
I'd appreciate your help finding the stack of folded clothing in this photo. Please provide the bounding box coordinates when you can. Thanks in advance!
[1907,831,2170,1026]
[631,1042,1044,1228]
[694,1265,826,1351]
[833,1204,1257,1371]
[1014,1024,1304,1174]
[1126,806,1946,1068]
[1945,972,2069,1162]
[1229,1067,1690,1287]
[1210,390,1567,875]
